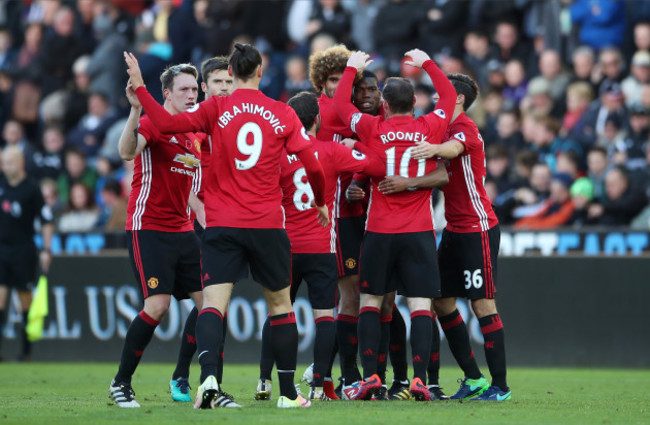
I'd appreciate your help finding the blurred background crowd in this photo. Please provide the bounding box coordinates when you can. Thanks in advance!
[1,0,649,233]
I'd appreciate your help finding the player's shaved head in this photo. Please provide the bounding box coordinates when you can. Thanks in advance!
[288,91,320,132]
[383,77,414,114]
[309,44,351,94]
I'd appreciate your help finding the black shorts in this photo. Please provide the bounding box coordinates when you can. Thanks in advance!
[335,215,365,277]
[0,243,37,291]
[290,253,337,310]
[127,230,202,300]
[359,231,440,298]
[201,227,291,291]
[438,225,500,300]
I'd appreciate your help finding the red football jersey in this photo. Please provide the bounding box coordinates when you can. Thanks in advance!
[127,115,201,232]
[316,94,363,219]
[280,136,376,254]
[334,64,456,233]
[136,88,315,229]
[442,113,499,232]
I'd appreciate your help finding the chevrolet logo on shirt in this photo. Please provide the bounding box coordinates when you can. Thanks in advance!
[173,153,200,169]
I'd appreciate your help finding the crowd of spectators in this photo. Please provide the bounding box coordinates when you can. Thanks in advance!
[1,0,649,232]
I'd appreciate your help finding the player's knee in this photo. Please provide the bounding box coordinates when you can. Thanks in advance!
[471,298,497,318]
[433,297,457,316]
[313,308,334,321]
[406,297,431,313]
[143,293,172,319]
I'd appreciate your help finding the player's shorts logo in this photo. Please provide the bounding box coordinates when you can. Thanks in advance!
[345,258,356,269]
[147,277,159,289]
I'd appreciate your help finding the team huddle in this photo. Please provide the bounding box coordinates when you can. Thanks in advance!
[109,42,510,410]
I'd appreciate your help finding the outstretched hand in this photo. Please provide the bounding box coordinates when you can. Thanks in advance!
[347,51,373,72]
[123,51,144,90]
[411,142,438,160]
[404,49,431,68]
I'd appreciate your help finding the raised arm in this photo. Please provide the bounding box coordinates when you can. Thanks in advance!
[333,51,373,133]
[124,51,209,134]
[118,79,148,161]
[405,49,455,126]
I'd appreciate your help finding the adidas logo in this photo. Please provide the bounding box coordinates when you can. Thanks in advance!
[413,355,422,362]
[170,136,179,144]
[361,281,369,288]
[363,349,374,356]
[203,273,210,281]
[485,341,495,349]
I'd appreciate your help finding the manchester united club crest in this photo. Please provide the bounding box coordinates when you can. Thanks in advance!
[147,277,159,289]
[345,258,356,270]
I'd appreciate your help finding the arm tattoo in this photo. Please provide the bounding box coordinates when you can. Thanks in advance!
[132,125,139,149]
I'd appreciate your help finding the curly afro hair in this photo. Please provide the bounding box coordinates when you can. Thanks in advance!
[309,44,351,94]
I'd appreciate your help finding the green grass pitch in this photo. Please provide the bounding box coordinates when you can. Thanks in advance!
[0,363,647,425]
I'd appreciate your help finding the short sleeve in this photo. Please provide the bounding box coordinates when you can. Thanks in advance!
[137,116,157,145]
[418,108,450,145]
[330,143,369,174]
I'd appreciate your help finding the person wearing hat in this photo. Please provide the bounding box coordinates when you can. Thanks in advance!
[515,173,575,229]
[622,51,650,108]
[568,177,595,226]
[520,76,565,119]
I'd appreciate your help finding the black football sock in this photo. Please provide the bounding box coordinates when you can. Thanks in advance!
[271,312,299,399]
[410,311,432,383]
[479,314,508,391]
[336,314,361,385]
[326,337,338,378]
[217,313,227,385]
[172,306,198,380]
[196,307,222,383]
[389,305,408,382]
[313,316,335,387]
[427,312,441,386]
[439,310,481,379]
[259,316,274,381]
[21,311,31,358]
[358,307,380,380]
[114,311,159,384]
[376,314,392,384]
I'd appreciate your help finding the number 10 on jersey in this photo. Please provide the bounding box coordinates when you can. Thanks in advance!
[385,146,426,178]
